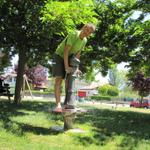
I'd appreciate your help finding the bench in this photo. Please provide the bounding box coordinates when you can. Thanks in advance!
[0,79,14,101]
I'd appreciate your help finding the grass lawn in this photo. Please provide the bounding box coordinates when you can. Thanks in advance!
[0,99,150,150]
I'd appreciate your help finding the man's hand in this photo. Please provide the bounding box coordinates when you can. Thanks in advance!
[65,67,73,73]
[76,68,82,76]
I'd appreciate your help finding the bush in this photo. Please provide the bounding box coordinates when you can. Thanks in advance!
[107,87,119,96]
[91,95,111,101]
[98,85,108,95]
[98,84,119,96]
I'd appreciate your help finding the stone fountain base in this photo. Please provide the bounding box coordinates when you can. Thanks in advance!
[63,109,77,130]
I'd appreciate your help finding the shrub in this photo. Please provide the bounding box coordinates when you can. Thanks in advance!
[107,86,119,96]
[98,84,119,96]
[98,85,108,95]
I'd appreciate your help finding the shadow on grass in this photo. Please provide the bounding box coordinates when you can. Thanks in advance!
[75,108,150,148]
[0,100,62,136]
[17,122,62,135]
[1,100,150,149]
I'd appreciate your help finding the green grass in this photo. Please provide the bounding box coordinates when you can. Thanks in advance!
[0,99,150,150]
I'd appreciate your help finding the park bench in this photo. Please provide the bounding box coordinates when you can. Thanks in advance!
[0,79,14,101]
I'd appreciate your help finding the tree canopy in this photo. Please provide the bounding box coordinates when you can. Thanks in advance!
[81,0,149,77]
[0,0,97,103]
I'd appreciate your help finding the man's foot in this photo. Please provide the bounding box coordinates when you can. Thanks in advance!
[52,107,62,113]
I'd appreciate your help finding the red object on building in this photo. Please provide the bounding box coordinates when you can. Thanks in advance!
[78,91,86,97]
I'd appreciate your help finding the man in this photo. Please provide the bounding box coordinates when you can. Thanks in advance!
[52,23,95,112]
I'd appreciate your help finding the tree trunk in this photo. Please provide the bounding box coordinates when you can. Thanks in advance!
[14,48,27,105]
[140,96,143,108]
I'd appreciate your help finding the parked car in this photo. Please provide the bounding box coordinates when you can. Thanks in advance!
[130,99,150,108]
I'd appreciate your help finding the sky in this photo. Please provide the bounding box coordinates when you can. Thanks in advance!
[117,62,129,70]
[11,54,18,66]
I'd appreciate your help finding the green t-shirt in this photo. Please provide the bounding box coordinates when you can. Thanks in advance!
[55,30,87,58]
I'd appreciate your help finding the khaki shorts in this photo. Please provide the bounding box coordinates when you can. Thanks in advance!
[52,54,66,79]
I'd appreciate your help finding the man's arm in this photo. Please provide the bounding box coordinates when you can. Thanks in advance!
[75,51,82,75]
[75,52,80,59]
[64,45,72,73]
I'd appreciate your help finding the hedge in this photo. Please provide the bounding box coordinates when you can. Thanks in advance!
[91,95,111,101]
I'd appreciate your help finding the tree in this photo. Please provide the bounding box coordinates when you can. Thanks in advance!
[84,67,96,83]
[81,0,149,78]
[0,0,97,104]
[108,64,117,86]
[0,49,10,72]
[118,0,150,77]
[1,0,149,104]
[130,72,150,104]
[0,1,51,104]
[26,64,48,89]
[82,0,137,76]
[127,18,150,77]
